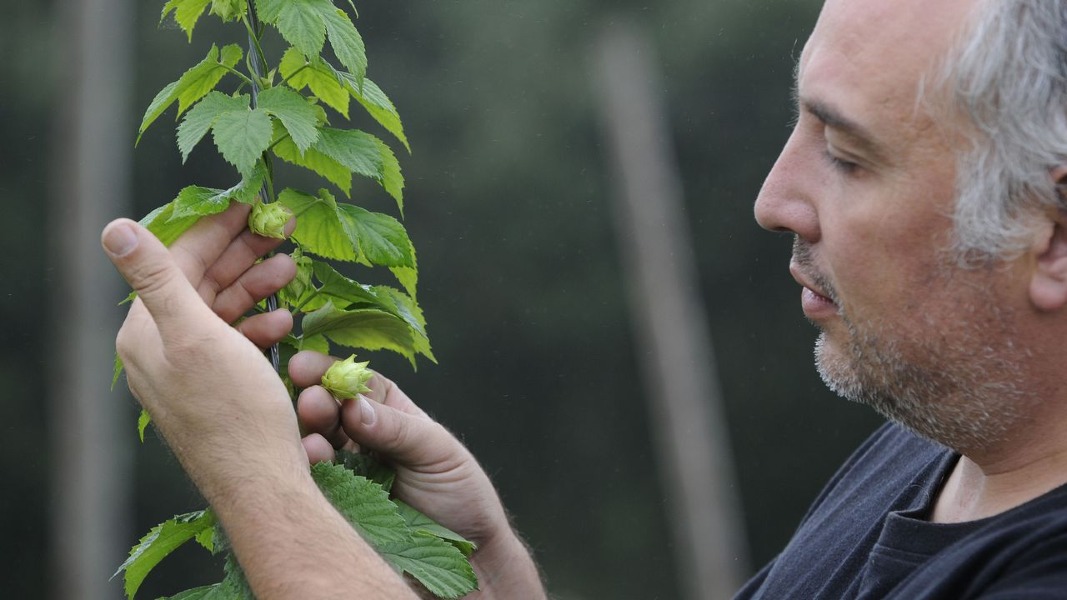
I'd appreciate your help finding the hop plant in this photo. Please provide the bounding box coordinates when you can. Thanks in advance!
[247,199,293,239]
[322,354,374,399]
[114,1,475,598]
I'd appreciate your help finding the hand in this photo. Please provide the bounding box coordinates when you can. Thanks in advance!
[291,352,546,597]
[104,203,301,498]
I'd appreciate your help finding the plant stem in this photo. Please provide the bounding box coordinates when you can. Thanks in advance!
[244,3,282,376]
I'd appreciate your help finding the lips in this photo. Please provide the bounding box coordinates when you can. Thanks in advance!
[789,262,839,319]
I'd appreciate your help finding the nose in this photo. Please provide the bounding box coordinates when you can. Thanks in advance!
[754,130,820,242]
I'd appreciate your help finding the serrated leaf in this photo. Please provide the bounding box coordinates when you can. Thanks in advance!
[391,265,419,301]
[336,201,414,268]
[137,409,151,443]
[209,0,246,22]
[254,0,284,22]
[279,247,314,307]
[114,511,217,600]
[276,0,330,59]
[337,451,396,492]
[211,108,273,176]
[302,303,417,361]
[309,262,432,360]
[274,135,353,196]
[257,86,321,153]
[162,0,212,41]
[159,585,219,600]
[137,81,180,144]
[140,171,260,246]
[177,91,249,161]
[280,47,349,117]
[112,353,124,390]
[140,204,200,247]
[278,188,359,261]
[177,44,244,117]
[321,7,367,83]
[379,532,479,599]
[310,462,412,545]
[170,168,265,221]
[395,501,476,557]
[374,136,404,213]
[338,73,409,152]
[314,128,381,180]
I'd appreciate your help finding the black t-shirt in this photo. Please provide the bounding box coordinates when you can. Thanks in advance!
[736,423,1067,599]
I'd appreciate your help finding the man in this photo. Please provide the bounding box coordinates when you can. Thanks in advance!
[739,0,1067,597]
[105,0,1067,598]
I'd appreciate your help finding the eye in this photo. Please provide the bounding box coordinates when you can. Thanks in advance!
[823,146,859,175]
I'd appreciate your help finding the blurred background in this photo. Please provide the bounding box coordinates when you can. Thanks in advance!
[0,0,886,598]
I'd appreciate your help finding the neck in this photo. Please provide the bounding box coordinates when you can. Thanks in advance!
[931,421,1067,523]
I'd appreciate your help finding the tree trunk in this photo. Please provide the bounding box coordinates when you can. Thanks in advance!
[48,0,135,597]
[593,20,749,600]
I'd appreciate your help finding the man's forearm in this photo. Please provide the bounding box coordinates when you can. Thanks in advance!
[197,451,418,600]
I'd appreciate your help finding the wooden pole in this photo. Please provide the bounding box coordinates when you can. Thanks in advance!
[48,0,134,597]
[593,19,749,600]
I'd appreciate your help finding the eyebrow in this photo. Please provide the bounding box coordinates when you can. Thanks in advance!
[799,97,888,162]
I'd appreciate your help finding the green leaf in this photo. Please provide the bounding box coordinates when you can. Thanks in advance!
[276,0,330,59]
[273,135,353,196]
[112,354,124,390]
[114,510,217,600]
[254,0,284,23]
[374,136,404,213]
[279,188,414,269]
[302,302,417,361]
[278,188,358,261]
[339,74,410,152]
[209,0,246,22]
[159,585,219,600]
[257,86,321,153]
[391,265,419,301]
[280,47,349,117]
[211,107,273,175]
[336,201,414,268]
[161,0,212,41]
[140,169,262,246]
[314,128,381,180]
[140,204,200,247]
[279,247,314,307]
[395,501,476,557]
[137,81,180,145]
[171,167,265,221]
[137,410,151,443]
[177,91,249,161]
[310,462,412,545]
[379,532,479,599]
[180,45,244,117]
[309,262,433,361]
[321,7,367,84]
[337,451,396,492]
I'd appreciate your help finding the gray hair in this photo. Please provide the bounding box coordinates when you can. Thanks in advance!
[943,0,1067,265]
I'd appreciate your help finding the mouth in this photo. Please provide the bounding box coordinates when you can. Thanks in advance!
[789,262,839,319]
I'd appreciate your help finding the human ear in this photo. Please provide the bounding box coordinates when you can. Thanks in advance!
[1028,166,1067,312]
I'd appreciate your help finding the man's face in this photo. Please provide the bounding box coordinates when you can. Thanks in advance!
[754,0,1031,452]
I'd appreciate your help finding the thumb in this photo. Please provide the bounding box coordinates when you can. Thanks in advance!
[102,219,210,333]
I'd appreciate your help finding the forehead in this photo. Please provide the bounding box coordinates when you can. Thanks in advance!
[798,0,979,128]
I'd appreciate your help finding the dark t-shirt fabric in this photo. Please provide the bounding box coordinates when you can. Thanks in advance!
[736,423,1067,599]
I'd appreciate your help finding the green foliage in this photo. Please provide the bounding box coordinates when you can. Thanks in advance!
[121,0,471,597]
[113,510,217,599]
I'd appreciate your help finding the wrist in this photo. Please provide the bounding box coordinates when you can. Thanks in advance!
[469,528,546,599]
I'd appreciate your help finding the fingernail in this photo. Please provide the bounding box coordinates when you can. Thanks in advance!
[102,222,138,257]
[358,395,377,426]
